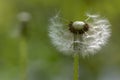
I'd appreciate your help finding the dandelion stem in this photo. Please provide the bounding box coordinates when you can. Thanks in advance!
[73,33,80,80]
[73,53,79,80]
[20,36,27,80]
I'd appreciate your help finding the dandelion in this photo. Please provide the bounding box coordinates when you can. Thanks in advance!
[48,13,111,80]
[48,13,111,57]
[17,12,31,80]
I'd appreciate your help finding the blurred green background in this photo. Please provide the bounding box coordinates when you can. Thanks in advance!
[0,0,120,80]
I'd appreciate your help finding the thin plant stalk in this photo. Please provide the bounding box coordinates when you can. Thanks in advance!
[19,21,28,80]
[73,33,82,80]
[73,53,79,80]
[20,36,28,80]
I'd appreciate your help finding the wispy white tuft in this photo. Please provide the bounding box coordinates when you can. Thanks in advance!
[48,13,111,57]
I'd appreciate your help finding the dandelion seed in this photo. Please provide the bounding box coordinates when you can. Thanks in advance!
[49,13,111,57]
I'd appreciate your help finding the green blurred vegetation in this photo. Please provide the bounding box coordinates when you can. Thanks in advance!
[0,0,120,80]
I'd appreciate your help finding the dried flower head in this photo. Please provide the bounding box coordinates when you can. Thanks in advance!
[17,12,31,22]
[48,13,111,57]
[11,12,31,38]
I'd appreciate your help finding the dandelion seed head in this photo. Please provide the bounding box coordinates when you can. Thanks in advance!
[17,12,31,22]
[49,13,111,57]
[72,21,85,30]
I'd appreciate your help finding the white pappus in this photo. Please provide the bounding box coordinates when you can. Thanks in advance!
[48,13,111,57]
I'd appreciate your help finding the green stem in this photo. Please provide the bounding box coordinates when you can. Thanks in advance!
[73,53,79,80]
[20,37,27,80]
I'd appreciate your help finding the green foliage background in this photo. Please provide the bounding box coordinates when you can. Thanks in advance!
[0,0,120,80]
